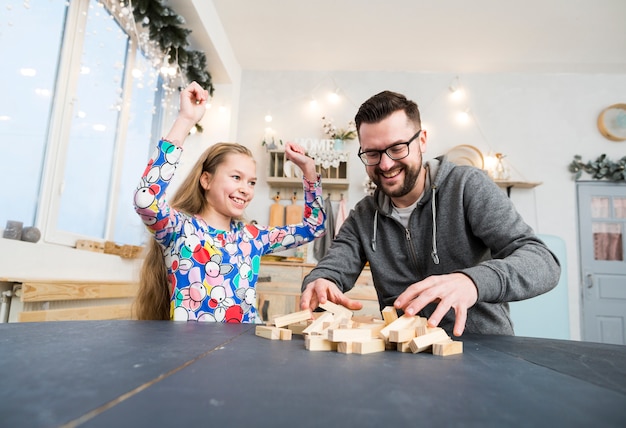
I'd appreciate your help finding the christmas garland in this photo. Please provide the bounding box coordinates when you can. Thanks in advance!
[569,154,626,181]
[129,0,214,95]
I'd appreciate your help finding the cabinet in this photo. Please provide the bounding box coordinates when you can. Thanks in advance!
[257,261,380,322]
[266,150,349,199]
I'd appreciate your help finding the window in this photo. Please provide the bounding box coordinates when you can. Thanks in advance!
[0,0,163,246]
[0,0,67,230]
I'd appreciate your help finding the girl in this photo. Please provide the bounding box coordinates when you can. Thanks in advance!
[134,82,326,322]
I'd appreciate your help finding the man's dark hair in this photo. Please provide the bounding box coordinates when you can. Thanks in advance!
[354,91,421,134]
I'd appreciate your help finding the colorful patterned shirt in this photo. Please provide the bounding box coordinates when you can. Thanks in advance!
[134,140,326,323]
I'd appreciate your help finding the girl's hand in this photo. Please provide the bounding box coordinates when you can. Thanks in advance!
[284,142,317,181]
[165,82,209,146]
[179,81,210,124]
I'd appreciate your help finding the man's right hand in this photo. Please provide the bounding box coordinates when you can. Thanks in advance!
[300,278,363,311]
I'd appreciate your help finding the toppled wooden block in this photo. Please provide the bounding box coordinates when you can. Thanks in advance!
[353,339,386,354]
[337,342,353,354]
[327,328,372,342]
[380,315,426,341]
[319,301,353,319]
[255,325,292,341]
[287,321,308,335]
[409,328,450,353]
[305,335,337,351]
[302,312,334,335]
[255,325,280,340]
[433,340,463,356]
[381,306,399,325]
[272,309,312,328]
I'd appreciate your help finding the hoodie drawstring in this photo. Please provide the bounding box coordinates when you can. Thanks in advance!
[371,210,378,251]
[430,185,440,265]
[371,167,440,265]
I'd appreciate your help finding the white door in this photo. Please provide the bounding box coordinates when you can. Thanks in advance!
[577,181,626,344]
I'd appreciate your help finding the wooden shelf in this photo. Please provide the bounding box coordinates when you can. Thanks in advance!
[494,180,542,197]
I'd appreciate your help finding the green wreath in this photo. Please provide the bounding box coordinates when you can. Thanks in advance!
[569,154,626,181]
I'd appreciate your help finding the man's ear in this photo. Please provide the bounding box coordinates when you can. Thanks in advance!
[200,171,212,190]
[419,129,428,153]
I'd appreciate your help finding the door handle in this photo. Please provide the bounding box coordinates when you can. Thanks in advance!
[586,273,594,289]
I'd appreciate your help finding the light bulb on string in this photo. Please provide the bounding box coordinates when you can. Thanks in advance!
[456,108,471,125]
[265,113,273,123]
[328,89,340,104]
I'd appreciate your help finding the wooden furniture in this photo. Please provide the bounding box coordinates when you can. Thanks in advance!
[1,321,625,427]
[0,278,138,322]
[1,261,377,323]
[257,261,380,322]
[266,149,349,200]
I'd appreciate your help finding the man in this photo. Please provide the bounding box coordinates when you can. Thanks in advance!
[300,90,560,336]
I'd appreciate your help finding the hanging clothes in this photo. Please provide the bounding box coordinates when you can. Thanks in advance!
[335,194,348,236]
[314,194,335,262]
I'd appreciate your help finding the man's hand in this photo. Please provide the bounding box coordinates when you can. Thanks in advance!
[300,278,363,311]
[393,273,478,337]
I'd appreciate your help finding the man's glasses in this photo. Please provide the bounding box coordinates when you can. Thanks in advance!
[358,130,421,166]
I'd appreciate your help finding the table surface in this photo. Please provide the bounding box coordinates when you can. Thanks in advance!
[1,321,625,428]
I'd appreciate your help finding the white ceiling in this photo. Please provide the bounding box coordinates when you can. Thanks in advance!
[203,0,626,75]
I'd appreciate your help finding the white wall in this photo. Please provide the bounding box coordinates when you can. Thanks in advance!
[238,70,626,340]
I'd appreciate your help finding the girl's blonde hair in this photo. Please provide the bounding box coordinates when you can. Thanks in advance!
[134,142,254,320]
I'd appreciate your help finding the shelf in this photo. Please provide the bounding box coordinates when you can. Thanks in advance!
[266,150,349,199]
[495,180,542,197]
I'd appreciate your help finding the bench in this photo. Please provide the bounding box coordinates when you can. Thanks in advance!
[3,279,138,322]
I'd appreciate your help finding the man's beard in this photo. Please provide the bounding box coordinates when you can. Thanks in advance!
[371,151,422,198]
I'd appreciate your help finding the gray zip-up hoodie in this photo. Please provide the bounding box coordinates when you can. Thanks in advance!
[302,157,561,335]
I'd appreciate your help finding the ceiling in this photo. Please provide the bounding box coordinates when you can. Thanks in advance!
[189,0,626,78]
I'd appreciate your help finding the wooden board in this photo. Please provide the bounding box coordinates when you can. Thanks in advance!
[21,281,138,302]
[269,193,285,226]
[285,193,302,225]
[18,304,132,322]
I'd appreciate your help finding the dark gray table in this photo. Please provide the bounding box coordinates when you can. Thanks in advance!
[1,321,625,427]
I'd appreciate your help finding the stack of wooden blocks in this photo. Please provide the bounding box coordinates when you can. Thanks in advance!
[255,302,462,356]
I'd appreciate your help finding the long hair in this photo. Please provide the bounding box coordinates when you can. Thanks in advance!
[134,142,254,320]
[354,90,421,135]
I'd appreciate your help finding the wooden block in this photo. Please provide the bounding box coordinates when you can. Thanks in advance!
[319,301,353,319]
[337,342,353,354]
[255,325,280,340]
[327,328,372,342]
[353,321,386,338]
[302,312,334,335]
[409,328,450,353]
[389,328,417,343]
[305,335,337,351]
[287,321,308,335]
[379,315,422,341]
[415,325,429,336]
[279,328,293,341]
[272,309,312,328]
[381,306,398,325]
[433,340,463,356]
[352,315,383,324]
[397,341,413,353]
[353,339,386,354]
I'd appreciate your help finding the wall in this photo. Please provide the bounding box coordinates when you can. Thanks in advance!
[238,70,626,340]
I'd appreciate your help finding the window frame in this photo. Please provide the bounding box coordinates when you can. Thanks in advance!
[37,0,164,247]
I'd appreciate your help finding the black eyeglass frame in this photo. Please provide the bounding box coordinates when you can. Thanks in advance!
[357,130,422,166]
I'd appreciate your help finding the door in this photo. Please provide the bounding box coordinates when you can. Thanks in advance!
[577,181,626,344]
